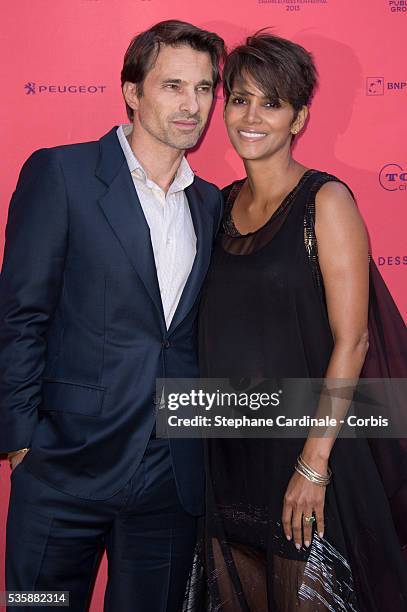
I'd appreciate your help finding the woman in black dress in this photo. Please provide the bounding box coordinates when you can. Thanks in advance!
[197,33,407,611]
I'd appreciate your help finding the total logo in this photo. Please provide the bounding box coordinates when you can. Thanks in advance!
[366,77,406,95]
[24,83,107,95]
[379,164,407,191]
[388,0,407,12]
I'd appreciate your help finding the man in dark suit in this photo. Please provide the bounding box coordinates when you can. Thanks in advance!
[0,20,224,611]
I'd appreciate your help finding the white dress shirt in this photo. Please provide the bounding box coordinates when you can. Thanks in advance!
[117,124,196,329]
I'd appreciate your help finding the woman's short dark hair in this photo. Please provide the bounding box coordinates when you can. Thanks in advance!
[223,31,317,115]
[121,20,226,120]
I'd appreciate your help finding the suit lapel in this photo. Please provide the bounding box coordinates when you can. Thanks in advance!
[168,182,213,336]
[96,128,166,333]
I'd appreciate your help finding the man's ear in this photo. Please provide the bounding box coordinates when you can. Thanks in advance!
[122,82,140,115]
[290,105,308,136]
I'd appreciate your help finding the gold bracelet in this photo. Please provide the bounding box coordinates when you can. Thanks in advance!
[295,455,332,486]
[299,455,332,479]
[295,464,330,486]
[297,455,332,483]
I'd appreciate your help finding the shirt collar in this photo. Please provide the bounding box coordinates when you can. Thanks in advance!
[117,124,194,194]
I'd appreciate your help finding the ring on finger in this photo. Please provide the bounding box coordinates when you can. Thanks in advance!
[303,513,316,524]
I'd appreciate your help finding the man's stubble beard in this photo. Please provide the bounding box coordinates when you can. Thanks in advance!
[139,112,205,151]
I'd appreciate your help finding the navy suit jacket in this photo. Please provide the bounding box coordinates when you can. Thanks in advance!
[0,127,222,514]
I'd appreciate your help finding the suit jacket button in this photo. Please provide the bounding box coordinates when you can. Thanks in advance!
[162,340,170,349]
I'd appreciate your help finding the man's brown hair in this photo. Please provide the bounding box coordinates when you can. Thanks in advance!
[121,20,226,120]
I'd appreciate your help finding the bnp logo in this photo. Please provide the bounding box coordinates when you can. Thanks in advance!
[367,77,406,95]
[366,78,384,96]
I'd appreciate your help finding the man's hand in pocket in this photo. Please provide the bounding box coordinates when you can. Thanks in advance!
[8,448,30,471]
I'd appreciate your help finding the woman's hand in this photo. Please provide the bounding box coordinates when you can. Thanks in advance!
[282,469,326,550]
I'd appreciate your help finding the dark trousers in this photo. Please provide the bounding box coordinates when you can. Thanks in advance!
[6,438,197,612]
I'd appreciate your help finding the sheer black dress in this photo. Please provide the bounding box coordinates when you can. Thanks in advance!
[195,170,407,612]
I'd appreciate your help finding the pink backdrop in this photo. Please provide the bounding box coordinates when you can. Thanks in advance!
[0,1,406,609]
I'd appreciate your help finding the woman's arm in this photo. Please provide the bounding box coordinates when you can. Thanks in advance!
[301,181,369,466]
[282,180,370,549]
